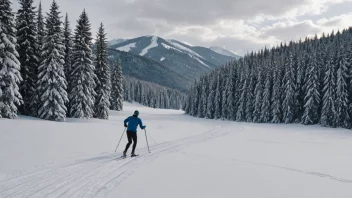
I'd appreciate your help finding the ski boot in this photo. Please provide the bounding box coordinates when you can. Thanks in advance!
[131,152,139,157]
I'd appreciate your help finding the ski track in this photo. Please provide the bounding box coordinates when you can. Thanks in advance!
[181,152,352,184]
[0,126,230,198]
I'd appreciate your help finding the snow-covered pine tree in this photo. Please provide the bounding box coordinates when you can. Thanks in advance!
[192,80,199,116]
[236,60,248,121]
[271,51,283,123]
[110,59,124,111]
[282,50,296,123]
[245,58,255,122]
[261,53,273,122]
[94,23,111,119]
[36,1,68,121]
[37,2,44,46]
[221,66,230,119]
[206,72,216,119]
[320,51,336,127]
[63,13,73,112]
[69,10,96,118]
[214,72,222,119]
[197,77,204,118]
[0,0,23,119]
[334,40,350,128]
[16,0,38,116]
[201,76,209,118]
[224,65,234,120]
[301,50,320,125]
[253,56,264,123]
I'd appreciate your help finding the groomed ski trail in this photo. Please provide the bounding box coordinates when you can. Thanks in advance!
[0,126,231,198]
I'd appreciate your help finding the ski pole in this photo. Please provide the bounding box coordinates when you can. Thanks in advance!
[115,127,126,152]
[144,129,151,153]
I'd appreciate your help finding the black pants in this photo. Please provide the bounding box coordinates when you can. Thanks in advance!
[124,131,137,154]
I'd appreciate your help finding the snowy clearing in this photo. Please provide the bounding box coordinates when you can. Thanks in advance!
[139,36,158,56]
[168,40,204,59]
[161,43,183,53]
[1,102,352,198]
[116,42,136,52]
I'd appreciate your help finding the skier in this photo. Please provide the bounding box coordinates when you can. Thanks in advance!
[123,110,146,157]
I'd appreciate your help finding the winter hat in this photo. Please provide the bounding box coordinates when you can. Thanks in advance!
[133,110,139,116]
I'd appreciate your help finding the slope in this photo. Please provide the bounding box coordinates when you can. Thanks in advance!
[111,36,237,82]
[1,103,352,198]
[107,49,192,92]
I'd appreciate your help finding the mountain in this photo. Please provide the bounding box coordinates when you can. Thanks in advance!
[109,36,238,83]
[108,39,127,46]
[210,46,241,59]
[107,49,192,92]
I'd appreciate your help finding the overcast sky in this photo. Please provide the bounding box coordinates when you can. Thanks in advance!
[11,0,352,55]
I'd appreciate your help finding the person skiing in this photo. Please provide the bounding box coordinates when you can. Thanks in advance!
[123,110,146,157]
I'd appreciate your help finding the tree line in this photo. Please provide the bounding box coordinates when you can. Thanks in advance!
[124,76,186,110]
[0,0,124,121]
[184,28,352,129]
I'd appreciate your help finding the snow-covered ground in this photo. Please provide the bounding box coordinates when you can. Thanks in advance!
[116,42,136,52]
[1,102,352,198]
[139,36,158,56]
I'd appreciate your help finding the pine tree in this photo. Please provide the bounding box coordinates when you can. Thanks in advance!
[334,42,350,128]
[201,76,209,118]
[271,52,283,123]
[37,2,45,46]
[69,10,96,118]
[206,73,216,119]
[94,23,111,119]
[236,62,248,121]
[282,51,296,123]
[16,0,38,116]
[245,63,255,122]
[36,1,68,121]
[214,72,221,119]
[63,13,73,110]
[261,61,273,122]
[302,50,320,125]
[253,66,264,123]
[34,1,45,112]
[111,59,124,111]
[320,52,336,127]
[294,44,307,122]
[224,66,234,120]
[0,0,23,119]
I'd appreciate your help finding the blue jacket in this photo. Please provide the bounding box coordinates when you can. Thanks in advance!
[124,116,145,132]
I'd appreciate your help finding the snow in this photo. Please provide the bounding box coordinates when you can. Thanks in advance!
[116,42,136,52]
[194,57,210,68]
[166,40,211,68]
[210,46,238,57]
[108,39,127,46]
[168,40,203,59]
[161,43,183,53]
[160,57,165,61]
[1,102,352,197]
[139,36,158,56]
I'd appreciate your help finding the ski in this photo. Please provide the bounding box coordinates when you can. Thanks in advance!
[131,154,139,158]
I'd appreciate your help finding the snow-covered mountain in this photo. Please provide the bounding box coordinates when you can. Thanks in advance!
[108,39,127,46]
[210,46,240,58]
[109,36,238,83]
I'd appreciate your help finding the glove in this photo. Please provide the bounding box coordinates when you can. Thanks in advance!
[124,124,127,128]
[143,125,146,129]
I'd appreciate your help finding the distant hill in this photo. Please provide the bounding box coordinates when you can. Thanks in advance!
[210,46,241,59]
[107,49,192,92]
[109,36,239,83]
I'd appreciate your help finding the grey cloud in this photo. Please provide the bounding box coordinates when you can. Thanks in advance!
[260,20,322,41]
[10,0,352,56]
